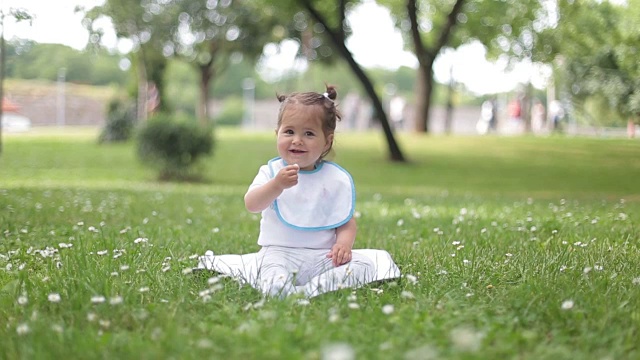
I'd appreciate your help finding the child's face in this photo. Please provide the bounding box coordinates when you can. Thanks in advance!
[276,109,333,171]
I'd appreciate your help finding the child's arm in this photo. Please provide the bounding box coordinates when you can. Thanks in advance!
[328,217,357,267]
[244,164,299,213]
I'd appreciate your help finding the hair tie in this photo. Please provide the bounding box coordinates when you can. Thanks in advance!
[322,92,332,101]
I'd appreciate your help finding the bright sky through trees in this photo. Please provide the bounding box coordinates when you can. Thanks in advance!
[1,0,550,94]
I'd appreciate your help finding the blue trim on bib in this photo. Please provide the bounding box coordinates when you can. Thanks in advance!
[267,157,356,232]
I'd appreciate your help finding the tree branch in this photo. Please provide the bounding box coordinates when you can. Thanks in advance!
[339,0,346,43]
[298,0,406,161]
[407,0,431,63]
[407,0,466,64]
[435,0,466,52]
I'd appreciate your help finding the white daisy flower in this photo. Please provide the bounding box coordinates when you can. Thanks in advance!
[51,324,64,333]
[91,296,106,304]
[401,291,415,299]
[16,323,30,335]
[404,274,418,284]
[561,300,574,310]
[109,296,123,305]
[382,304,394,315]
[321,343,354,360]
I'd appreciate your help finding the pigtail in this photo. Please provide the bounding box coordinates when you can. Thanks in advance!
[324,85,338,101]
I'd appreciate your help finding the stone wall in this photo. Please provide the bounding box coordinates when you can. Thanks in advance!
[7,92,106,127]
[5,81,109,127]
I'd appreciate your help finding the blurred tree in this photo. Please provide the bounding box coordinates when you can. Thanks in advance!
[162,0,282,125]
[619,0,640,133]
[0,7,32,156]
[272,0,405,161]
[5,43,128,85]
[82,0,170,121]
[381,0,544,132]
[164,58,274,116]
[164,59,198,115]
[211,60,273,99]
[299,63,454,106]
[2,39,33,77]
[88,52,130,86]
[537,0,639,133]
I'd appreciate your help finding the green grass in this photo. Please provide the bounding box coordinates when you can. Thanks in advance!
[1,128,639,359]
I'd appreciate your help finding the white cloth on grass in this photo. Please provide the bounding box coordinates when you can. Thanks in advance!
[196,248,401,298]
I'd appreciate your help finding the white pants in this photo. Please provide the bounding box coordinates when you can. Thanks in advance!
[256,246,376,298]
[197,247,401,298]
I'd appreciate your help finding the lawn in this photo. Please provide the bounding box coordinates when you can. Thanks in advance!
[1,128,639,359]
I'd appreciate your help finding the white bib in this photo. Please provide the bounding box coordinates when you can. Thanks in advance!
[267,157,355,231]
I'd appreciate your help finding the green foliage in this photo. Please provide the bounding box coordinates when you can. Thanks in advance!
[136,114,214,181]
[83,0,148,46]
[214,97,244,127]
[142,45,170,113]
[164,54,458,115]
[98,98,137,143]
[261,0,354,65]
[5,41,129,86]
[569,96,624,127]
[164,60,198,115]
[538,0,640,124]
[380,0,545,62]
[213,60,273,99]
[165,59,277,117]
[169,0,281,63]
[2,7,33,22]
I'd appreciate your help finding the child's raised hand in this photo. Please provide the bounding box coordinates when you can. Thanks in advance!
[275,164,299,189]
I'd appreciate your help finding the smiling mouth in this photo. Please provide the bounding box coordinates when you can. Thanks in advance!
[289,149,306,154]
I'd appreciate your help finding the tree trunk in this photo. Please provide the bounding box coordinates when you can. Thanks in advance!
[342,51,404,161]
[414,65,434,133]
[407,0,465,134]
[445,78,454,135]
[197,64,213,126]
[302,1,405,162]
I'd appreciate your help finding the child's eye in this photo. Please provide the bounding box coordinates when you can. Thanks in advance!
[305,131,315,136]
[284,129,294,135]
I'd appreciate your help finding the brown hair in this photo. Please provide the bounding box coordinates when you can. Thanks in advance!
[276,84,341,160]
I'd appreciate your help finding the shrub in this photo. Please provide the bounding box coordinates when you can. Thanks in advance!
[136,113,214,181]
[214,96,244,127]
[98,98,136,143]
